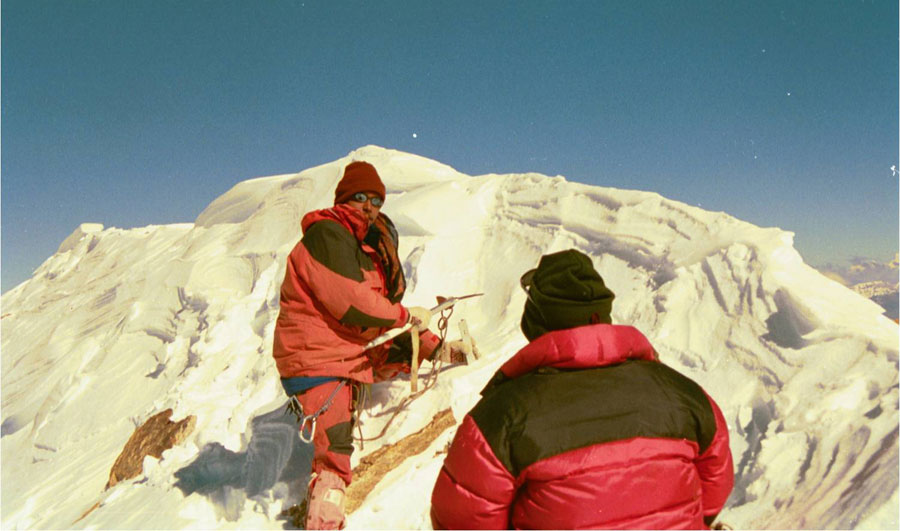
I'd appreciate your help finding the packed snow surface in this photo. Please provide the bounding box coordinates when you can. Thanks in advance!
[2,146,897,529]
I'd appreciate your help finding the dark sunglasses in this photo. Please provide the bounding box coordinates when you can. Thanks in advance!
[352,192,384,207]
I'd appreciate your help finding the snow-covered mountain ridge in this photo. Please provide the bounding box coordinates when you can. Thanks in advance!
[2,146,897,529]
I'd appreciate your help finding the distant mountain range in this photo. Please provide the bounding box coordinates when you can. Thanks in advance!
[818,254,899,319]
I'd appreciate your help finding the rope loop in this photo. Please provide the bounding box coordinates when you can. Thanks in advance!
[437,305,453,343]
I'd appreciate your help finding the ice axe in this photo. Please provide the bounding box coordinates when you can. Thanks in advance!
[361,292,483,352]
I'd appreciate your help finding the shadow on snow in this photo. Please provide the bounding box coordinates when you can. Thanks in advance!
[174,402,312,528]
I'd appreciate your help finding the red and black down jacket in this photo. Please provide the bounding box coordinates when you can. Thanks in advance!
[273,205,439,382]
[431,324,734,530]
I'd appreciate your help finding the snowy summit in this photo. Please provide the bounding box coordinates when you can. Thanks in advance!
[2,146,897,529]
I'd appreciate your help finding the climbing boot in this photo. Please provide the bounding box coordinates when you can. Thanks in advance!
[305,469,346,530]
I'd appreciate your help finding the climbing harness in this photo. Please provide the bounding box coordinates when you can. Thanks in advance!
[286,293,483,448]
[286,380,348,443]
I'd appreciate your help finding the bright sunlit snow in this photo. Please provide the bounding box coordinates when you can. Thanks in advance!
[2,146,897,529]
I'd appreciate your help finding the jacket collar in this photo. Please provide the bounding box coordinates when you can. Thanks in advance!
[301,204,371,242]
[499,324,657,380]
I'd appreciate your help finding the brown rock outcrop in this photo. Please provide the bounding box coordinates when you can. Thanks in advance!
[282,408,457,527]
[106,408,196,489]
[346,408,455,512]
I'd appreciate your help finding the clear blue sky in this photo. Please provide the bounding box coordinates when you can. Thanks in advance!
[2,1,897,293]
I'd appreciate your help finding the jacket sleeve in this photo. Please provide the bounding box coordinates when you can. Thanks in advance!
[696,393,735,518]
[295,221,408,329]
[431,415,517,530]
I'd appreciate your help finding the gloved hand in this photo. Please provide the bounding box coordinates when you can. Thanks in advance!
[406,306,433,331]
[439,339,478,365]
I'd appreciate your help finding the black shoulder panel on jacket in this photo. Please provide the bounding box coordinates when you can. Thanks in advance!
[302,220,374,281]
[469,360,718,477]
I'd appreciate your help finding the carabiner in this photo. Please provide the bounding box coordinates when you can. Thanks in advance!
[299,415,317,444]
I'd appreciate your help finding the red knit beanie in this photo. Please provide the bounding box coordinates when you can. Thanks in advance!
[334,161,386,205]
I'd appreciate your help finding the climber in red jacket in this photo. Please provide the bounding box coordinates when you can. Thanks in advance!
[274,161,456,529]
[431,249,734,530]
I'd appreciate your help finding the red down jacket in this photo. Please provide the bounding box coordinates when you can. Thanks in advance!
[272,204,439,382]
[431,324,734,530]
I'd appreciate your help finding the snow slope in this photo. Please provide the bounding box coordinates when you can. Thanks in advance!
[2,145,897,529]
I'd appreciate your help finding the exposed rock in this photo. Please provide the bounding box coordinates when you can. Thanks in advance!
[280,408,457,528]
[106,409,196,489]
[74,501,101,524]
[346,408,455,513]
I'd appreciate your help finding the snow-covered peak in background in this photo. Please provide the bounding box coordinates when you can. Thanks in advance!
[194,145,460,229]
[2,146,897,529]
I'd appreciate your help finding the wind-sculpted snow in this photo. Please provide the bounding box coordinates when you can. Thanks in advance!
[2,145,897,529]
